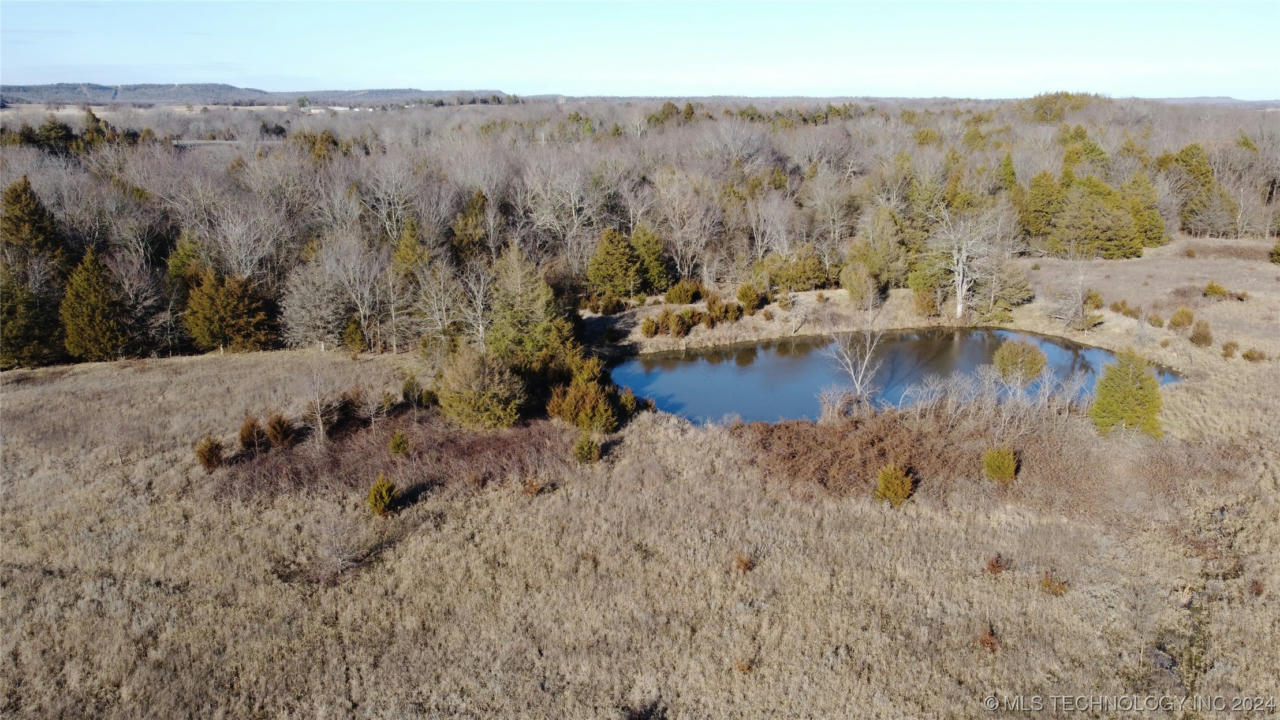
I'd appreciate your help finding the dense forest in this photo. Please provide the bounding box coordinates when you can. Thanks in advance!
[2,93,1278,376]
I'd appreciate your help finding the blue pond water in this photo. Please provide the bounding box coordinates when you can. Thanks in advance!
[610,328,1178,424]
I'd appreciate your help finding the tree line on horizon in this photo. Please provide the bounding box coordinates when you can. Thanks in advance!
[2,92,1278,372]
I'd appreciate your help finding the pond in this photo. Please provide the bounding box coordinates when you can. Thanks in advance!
[610,328,1179,424]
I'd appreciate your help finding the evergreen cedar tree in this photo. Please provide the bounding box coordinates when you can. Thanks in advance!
[60,248,129,361]
[1,176,67,367]
[183,270,276,352]
[587,226,673,299]
[1089,348,1163,438]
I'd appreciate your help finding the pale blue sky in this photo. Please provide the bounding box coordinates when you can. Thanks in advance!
[2,1,1277,98]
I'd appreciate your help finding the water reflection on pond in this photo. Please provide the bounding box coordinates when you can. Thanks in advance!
[610,328,1178,424]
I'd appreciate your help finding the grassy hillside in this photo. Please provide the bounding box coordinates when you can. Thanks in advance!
[2,246,1278,717]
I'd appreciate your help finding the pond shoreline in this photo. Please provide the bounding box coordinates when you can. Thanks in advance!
[587,288,1195,377]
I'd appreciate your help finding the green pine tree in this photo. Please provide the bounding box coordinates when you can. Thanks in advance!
[630,224,673,294]
[0,265,63,368]
[1021,171,1065,238]
[1090,348,1162,438]
[59,248,129,361]
[183,270,276,352]
[487,245,576,376]
[450,189,488,261]
[586,228,641,298]
[998,152,1018,193]
[1120,171,1167,247]
[1048,177,1140,259]
[391,217,429,277]
[2,175,66,271]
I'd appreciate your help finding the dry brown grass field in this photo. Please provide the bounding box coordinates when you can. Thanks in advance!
[3,242,1279,718]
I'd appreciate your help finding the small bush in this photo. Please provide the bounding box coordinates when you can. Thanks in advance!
[1203,281,1228,299]
[238,417,267,455]
[572,432,601,464]
[1271,239,1280,264]
[736,283,766,314]
[619,387,639,416]
[761,309,774,321]
[1242,348,1266,362]
[368,472,397,516]
[1169,306,1194,330]
[548,373,619,433]
[702,312,716,329]
[1083,289,1104,311]
[1183,247,1197,258]
[873,463,914,507]
[1108,299,1139,318]
[725,302,744,322]
[640,316,659,337]
[1222,341,1238,359]
[705,293,726,321]
[775,292,794,310]
[1189,320,1213,347]
[986,554,1011,575]
[1039,570,1069,596]
[389,428,410,456]
[666,311,690,338]
[734,552,755,573]
[265,413,294,448]
[982,447,1018,484]
[976,624,1000,653]
[816,291,828,304]
[401,376,437,408]
[195,435,223,473]
[1146,313,1164,328]
[1031,262,1041,270]
[664,278,703,305]
[992,339,1047,383]
[438,349,527,429]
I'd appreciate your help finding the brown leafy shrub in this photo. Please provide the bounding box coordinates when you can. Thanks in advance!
[725,302,744,321]
[986,554,1011,575]
[1242,348,1266,362]
[640,317,659,338]
[761,309,774,321]
[1190,320,1213,347]
[734,552,756,573]
[976,624,1000,653]
[664,278,704,305]
[223,415,575,500]
[195,435,223,473]
[1169,306,1194,330]
[734,658,755,675]
[238,417,267,455]
[982,447,1017,484]
[572,432,601,464]
[816,291,829,304]
[775,292,795,311]
[265,413,294,448]
[367,472,397,516]
[1039,570,1069,596]
[1222,341,1238,359]
[1146,313,1164,328]
[736,283,767,314]
[873,463,914,507]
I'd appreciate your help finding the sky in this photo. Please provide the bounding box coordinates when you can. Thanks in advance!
[2,1,1277,99]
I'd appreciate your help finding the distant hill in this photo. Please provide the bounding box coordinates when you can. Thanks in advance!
[0,83,511,106]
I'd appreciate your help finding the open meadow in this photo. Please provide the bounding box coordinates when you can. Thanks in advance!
[3,236,1278,718]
